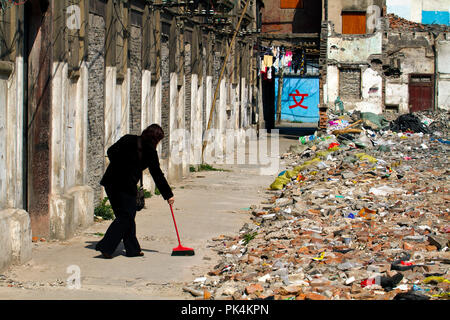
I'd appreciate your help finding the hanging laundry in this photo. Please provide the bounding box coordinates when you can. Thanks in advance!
[273,57,280,73]
[292,49,305,74]
[264,55,273,68]
[272,46,279,58]
[285,51,293,67]
[260,57,267,74]
[300,49,306,75]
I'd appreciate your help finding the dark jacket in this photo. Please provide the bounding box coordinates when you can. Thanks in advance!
[100,134,173,200]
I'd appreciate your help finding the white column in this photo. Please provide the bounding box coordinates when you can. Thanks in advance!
[104,66,117,149]
[0,75,7,208]
[141,70,152,131]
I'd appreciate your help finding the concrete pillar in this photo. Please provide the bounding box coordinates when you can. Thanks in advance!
[50,60,94,240]
[104,66,117,149]
[0,80,6,207]
[50,61,69,195]
[0,58,25,210]
[241,77,248,127]
[141,70,152,131]
[217,78,226,161]
[0,209,32,272]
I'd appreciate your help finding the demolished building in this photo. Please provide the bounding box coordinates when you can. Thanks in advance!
[259,0,450,129]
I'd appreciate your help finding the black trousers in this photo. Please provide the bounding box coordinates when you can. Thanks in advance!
[95,186,141,256]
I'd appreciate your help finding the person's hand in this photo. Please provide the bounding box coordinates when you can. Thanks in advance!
[167,197,174,206]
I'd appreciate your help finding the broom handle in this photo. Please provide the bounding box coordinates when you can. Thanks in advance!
[169,204,182,246]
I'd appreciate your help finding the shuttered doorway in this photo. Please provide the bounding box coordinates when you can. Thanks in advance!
[342,12,366,35]
[409,74,434,112]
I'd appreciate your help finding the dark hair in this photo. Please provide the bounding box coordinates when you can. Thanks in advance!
[141,124,164,149]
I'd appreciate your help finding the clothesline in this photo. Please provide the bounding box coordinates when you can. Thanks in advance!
[258,45,307,79]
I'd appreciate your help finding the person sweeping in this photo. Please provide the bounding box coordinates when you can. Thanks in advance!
[95,124,174,259]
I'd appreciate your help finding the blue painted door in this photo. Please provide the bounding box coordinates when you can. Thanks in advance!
[274,77,319,123]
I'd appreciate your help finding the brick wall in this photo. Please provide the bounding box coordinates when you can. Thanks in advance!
[129,25,142,135]
[87,13,106,205]
[339,68,361,99]
[184,42,191,135]
[161,36,170,158]
[202,43,207,130]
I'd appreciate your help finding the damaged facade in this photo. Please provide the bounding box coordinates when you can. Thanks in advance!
[259,0,450,128]
[324,0,385,114]
[325,0,450,114]
[0,0,260,272]
[385,13,450,113]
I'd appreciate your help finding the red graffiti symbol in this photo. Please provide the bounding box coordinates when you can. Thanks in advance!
[289,90,309,109]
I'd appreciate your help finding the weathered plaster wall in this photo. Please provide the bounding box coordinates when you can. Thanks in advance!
[50,61,94,240]
[328,32,383,63]
[437,37,450,110]
[0,57,31,272]
[384,32,435,113]
[326,28,383,113]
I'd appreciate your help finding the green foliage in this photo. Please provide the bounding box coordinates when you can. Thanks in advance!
[243,232,258,245]
[94,197,114,220]
[200,164,231,172]
[190,164,231,172]
[143,189,152,198]
[199,164,221,171]
[154,187,161,195]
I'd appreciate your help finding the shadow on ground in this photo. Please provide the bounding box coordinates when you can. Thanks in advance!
[85,240,160,259]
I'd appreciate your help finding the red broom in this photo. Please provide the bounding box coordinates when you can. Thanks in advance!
[169,204,195,256]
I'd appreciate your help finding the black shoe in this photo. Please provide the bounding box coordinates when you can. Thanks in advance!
[101,252,113,259]
[126,251,144,257]
[96,244,113,259]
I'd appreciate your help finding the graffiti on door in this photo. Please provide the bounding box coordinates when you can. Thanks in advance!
[275,77,319,123]
[289,90,309,110]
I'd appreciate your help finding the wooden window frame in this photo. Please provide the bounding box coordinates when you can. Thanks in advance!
[280,0,303,9]
[341,11,367,35]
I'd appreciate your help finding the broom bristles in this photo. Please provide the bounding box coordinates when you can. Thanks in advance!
[171,250,195,256]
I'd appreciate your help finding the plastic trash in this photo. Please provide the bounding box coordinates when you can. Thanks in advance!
[312,252,325,261]
[299,135,316,145]
[358,207,377,219]
[431,137,450,145]
[355,153,378,164]
[369,186,404,196]
[360,278,376,288]
[393,292,430,300]
[328,142,340,149]
[423,276,450,284]
[391,260,416,271]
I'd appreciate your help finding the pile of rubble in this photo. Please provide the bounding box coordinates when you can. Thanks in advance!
[184,109,450,300]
